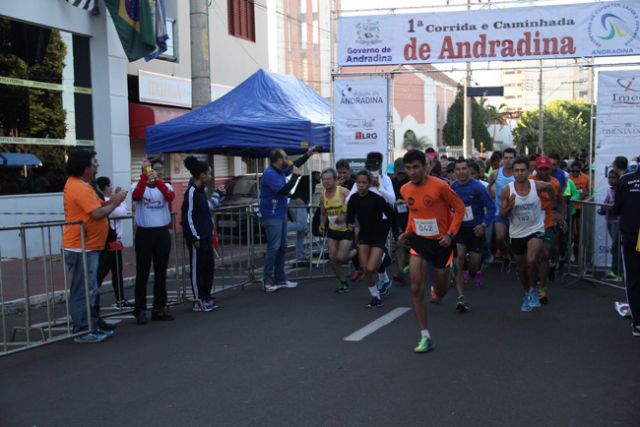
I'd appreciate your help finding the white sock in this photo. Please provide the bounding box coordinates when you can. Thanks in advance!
[378,271,389,283]
[420,329,431,339]
[368,286,380,299]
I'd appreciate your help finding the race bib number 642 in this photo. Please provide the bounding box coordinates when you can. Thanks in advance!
[415,218,439,237]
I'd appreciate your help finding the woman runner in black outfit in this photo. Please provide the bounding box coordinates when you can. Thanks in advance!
[347,171,397,308]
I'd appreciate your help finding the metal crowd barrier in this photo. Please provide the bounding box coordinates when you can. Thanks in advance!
[0,203,336,356]
[564,200,625,290]
[0,220,93,356]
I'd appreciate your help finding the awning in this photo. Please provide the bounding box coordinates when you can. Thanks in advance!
[0,153,42,167]
[129,103,190,140]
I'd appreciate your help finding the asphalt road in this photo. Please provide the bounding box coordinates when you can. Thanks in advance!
[1,267,638,427]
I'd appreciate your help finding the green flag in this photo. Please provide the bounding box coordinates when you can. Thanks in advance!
[104,0,156,61]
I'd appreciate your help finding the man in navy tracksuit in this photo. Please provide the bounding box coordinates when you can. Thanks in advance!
[613,159,640,336]
[182,166,224,311]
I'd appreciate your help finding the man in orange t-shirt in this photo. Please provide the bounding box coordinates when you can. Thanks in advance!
[569,161,590,262]
[399,150,465,353]
[63,150,127,342]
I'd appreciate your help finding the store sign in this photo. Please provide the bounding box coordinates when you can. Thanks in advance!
[138,70,234,108]
[593,69,640,266]
[337,1,640,66]
[333,78,389,168]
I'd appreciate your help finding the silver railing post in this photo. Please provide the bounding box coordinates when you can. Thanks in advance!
[19,229,31,345]
[79,225,93,332]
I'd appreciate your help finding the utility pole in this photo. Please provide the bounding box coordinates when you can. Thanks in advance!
[462,0,472,157]
[190,0,211,109]
[538,59,544,154]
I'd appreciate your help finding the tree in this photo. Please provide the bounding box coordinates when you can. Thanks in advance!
[442,85,494,151]
[402,129,429,151]
[512,100,591,157]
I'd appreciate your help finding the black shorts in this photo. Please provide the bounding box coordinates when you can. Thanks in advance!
[327,229,353,241]
[358,224,389,249]
[455,227,484,253]
[510,231,545,255]
[407,235,454,269]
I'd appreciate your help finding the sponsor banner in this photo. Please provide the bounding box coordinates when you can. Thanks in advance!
[337,1,640,66]
[0,76,92,94]
[593,69,640,266]
[138,70,234,108]
[333,77,389,170]
[0,137,94,147]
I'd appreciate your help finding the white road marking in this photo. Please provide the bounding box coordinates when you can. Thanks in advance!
[343,307,411,342]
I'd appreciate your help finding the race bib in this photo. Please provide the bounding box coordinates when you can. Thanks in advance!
[463,206,474,222]
[415,218,439,237]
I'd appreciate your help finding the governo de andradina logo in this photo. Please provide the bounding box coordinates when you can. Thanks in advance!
[588,3,640,47]
[355,19,382,45]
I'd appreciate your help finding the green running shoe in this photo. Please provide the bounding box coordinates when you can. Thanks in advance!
[335,281,350,294]
[414,336,434,353]
[402,265,410,273]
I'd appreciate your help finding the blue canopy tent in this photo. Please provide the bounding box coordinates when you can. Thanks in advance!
[0,153,42,167]
[145,69,331,157]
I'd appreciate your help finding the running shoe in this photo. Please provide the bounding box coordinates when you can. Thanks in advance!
[392,272,406,284]
[74,331,108,344]
[264,280,284,293]
[203,300,219,311]
[537,289,549,305]
[430,286,441,304]
[96,329,114,339]
[529,289,541,308]
[367,297,383,308]
[113,300,134,309]
[379,280,393,297]
[521,294,533,312]
[456,295,469,313]
[414,336,434,353]
[277,280,298,289]
[606,272,623,282]
[152,307,175,321]
[472,271,482,286]
[134,311,148,325]
[462,270,470,283]
[632,323,640,337]
[615,302,632,318]
[335,281,350,294]
[402,265,410,274]
[350,270,363,282]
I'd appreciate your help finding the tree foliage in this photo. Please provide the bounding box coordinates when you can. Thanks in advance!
[512,100,592,157]
[402,129,430,151]
[442,85,494,151]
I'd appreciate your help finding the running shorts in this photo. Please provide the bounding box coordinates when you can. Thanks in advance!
[455,226,484,253]
[327,229,354,241]
[358,224,389,249]
[407,234,455,269]
[510,231,544,255]
[494,215,510,226]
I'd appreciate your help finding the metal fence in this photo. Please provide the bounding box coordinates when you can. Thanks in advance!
[564,200,625,290]
[0,204,334,356]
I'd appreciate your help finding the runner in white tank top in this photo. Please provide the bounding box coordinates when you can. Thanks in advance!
[500,159,555,312]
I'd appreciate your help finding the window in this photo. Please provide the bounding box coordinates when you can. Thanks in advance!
[228,0,256,42]
[159,18,176,61]
[0,18,93,195]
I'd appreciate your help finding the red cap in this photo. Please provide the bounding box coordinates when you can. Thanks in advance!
[535,156,552,169]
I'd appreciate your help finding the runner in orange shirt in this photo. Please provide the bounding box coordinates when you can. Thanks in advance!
[532,156,565,303]
[398,150,465,353]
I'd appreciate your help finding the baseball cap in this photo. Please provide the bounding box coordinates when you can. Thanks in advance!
[535,156,552,169]
[447,162,455,173]
[365,157,382,170]
[394,158,406,174]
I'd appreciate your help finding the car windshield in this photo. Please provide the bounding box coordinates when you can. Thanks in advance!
[228,177,257,195]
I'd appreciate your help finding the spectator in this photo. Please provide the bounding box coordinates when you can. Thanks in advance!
[612,156,629,177]
[613,155,640,337]
[130,158,175,325]
[486,151,502,180]
[288,170,321,264]
[597,170,622,281]
[528,154,537,174]
[95,176,132,310]
[182,156,225,312]
[336,159,355,190]
[63,150,127,343]
[259,147,318,292]
[569,160,590,261]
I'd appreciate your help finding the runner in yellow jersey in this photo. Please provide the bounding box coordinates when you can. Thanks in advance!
[319,168,355,293]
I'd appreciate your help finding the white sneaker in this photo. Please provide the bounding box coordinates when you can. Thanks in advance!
[278,280,298,289]
[264,282,284,293]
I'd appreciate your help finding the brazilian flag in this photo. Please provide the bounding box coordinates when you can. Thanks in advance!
[105,0,156,61]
